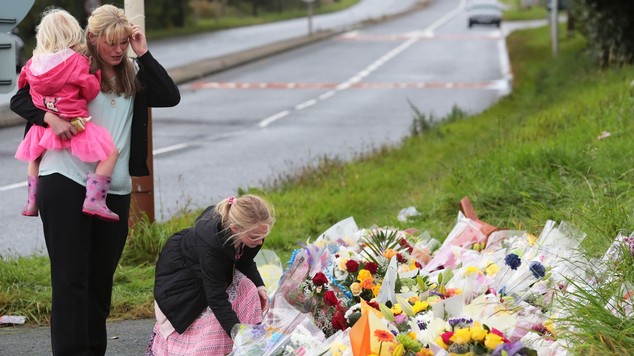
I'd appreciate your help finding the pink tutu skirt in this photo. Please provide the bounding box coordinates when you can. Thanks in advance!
[146,271,263,356]
[15,121,115,163]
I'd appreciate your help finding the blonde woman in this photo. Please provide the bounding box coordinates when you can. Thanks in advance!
[14,8,120,221]
[10,4,180,355]
[149,195,275,355]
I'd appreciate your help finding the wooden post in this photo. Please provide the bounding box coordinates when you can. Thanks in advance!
[124,0,155,224]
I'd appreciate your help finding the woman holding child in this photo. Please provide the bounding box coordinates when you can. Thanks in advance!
[11,5,180,355]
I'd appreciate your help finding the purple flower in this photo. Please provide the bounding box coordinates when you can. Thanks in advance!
[448,317,473,329]
[394,313,408,324]
[529,261,546,279]
[504,253,522,270]
[491,341,530,356]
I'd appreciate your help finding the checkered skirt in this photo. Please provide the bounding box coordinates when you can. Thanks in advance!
[146,271,262,355]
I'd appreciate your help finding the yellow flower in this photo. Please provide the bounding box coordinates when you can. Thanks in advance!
[408,296,420,304]
[469,322,487,342]
[358,269,372,282]
[435,336,449,350]
[412,300,429,314]
[391,304,403,315]
[450,328,472,344]
[383,249,398,259]
[350,282,362,296]
[337,257,349,271]
[484,333,504,350]
[484,263,499,276]
[407,332,417,340]
[464,266,481,276]
[372,283,381,297]
[527,233,538,246]
[426,295,441,304]
[392,343,405,356]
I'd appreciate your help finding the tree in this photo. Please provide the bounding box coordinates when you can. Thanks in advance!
[569,0,634,66]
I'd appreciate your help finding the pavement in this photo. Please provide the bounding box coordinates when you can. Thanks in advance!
[0,1,429,355]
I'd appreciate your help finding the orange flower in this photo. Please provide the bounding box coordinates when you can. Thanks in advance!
[374,329,395,343]
[361,277,375,290]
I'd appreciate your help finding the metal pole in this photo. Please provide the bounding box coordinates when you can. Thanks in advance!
[306,0,313,36]
[550,0,558,57]
[124,0,155,224]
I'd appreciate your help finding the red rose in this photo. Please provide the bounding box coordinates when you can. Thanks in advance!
[364,262,378,274]
[345,260,359,273]
[324,290,339,306]
[332,307,348,331]
[312,272,328,286]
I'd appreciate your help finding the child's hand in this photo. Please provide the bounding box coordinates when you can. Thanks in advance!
[129,22,148,57]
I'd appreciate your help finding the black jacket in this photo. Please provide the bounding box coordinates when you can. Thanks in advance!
[154,206,265,336]
[10,51,180,177]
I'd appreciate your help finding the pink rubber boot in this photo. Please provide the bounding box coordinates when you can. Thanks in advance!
[82,172,119,222]
[21,176,38,217]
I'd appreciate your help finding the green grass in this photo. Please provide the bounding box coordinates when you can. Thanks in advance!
[3,19,633,355]
[144,0,360,40]
[500,0,549,21]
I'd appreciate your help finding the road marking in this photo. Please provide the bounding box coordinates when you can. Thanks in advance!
[260,110,290,128]
[153,143,190,155]
[0,181,26,192]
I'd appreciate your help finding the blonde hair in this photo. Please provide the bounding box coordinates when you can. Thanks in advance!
[86,4,139,96]
[33,8,85,56]
[214,195,275,243]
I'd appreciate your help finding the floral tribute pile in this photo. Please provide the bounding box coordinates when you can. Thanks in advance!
[230,212,634,356]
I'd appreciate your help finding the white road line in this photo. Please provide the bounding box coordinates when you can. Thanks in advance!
[318,91,336,100]
[0,181,27,192]
[295,99,317,110]
[255,0,465,128]
[259,110,290,128]
[153,143,190,155]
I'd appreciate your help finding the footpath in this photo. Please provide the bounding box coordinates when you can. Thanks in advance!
[0,1,427,355]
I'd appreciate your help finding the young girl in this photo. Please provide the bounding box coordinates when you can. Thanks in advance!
[148,194,275,355]
[15,8,120,221]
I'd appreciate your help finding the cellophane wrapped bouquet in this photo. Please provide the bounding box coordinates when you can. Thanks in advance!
[231,211,633,355]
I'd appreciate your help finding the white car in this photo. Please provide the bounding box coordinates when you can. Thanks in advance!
[467,0,504,28]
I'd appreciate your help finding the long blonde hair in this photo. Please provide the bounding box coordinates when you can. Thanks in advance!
[86,4,140,96]
[214,195,275,243]
[33,8,85,56]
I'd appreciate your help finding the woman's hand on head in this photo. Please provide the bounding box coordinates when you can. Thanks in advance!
[44,112,76,140]
[129,22,148,57]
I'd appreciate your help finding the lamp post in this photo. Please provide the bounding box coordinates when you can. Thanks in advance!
[550,0,558,57]
[303,0,315,35]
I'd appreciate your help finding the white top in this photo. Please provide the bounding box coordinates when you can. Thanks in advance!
[39,90,135,195]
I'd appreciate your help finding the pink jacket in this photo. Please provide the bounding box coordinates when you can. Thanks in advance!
[18,49,101,119]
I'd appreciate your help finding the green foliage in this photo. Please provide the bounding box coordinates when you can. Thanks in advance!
[569,0,634,66]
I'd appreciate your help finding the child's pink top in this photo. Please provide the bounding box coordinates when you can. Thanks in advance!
[18,48,101,119]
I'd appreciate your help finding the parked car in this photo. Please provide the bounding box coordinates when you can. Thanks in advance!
[9,28,26,72]
[467,0,504,28]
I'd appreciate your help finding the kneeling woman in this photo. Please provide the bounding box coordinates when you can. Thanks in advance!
[147,194,275,355]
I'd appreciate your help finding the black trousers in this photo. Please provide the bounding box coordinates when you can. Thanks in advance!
[38,173,130,356]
